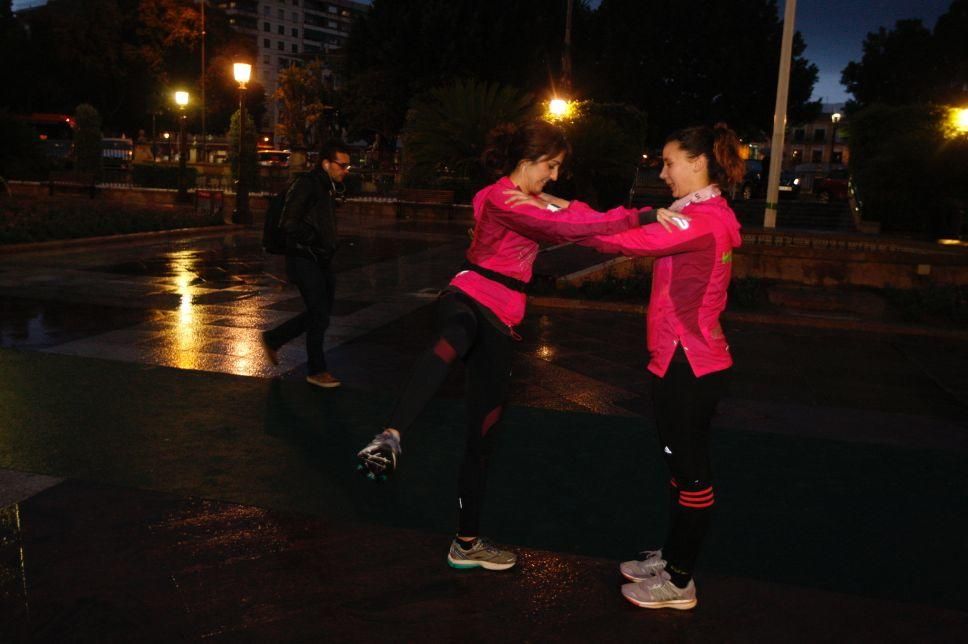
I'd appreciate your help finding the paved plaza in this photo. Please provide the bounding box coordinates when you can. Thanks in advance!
[1,214,966,641]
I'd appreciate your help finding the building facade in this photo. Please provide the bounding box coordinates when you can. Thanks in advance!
[216,0,367,135]
[785,106,849,168]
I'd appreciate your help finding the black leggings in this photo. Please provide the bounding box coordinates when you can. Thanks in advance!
[651,356,728,583]
[387,291,513,537]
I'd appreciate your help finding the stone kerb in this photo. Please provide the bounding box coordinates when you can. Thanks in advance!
[559,228,968,290]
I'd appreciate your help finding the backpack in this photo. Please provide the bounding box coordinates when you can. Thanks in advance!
[262,182,293,254]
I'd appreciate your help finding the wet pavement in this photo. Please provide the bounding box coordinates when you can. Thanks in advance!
[1,214,967,641]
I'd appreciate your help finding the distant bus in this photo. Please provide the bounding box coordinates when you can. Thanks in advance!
[101,137,133,169]
[19,112,75,160]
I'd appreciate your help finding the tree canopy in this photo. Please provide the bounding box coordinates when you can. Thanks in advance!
[841,0,968,108]
[2,0,257,136]
[343,0,819,145]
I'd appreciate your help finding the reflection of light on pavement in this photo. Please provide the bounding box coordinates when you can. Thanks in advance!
[0,505,29,614]
[161,251,263,375]
[536,345,555,360]
[172,253,200,370]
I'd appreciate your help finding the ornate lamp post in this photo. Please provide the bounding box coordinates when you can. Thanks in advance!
[232,62,252,224]
[174,90,190,203]
[829,112,842,166]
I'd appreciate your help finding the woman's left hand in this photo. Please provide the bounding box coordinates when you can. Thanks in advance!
[656,208,691,232]
[503,189,545,209]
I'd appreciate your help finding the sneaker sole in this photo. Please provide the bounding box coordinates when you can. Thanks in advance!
[306,379,341,388]
[621,591,697,610]
[446,553,515,571]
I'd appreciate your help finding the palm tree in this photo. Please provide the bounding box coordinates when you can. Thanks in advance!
[402,79,537,186]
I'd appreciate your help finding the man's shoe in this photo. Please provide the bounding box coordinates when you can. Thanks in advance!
[260,332,279,365]
[621,575,697,610]
[620,549,666,582]
[306,372,341,388]
[357,430,401,480]
[447,537,517,571]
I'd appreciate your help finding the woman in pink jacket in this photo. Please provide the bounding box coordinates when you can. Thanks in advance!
[582,124,744,610]
[356,120,674,571]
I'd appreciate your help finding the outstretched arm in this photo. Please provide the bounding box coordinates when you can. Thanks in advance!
[494,188,646,243]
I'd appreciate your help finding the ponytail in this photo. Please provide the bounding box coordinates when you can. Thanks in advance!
[666,123,745,191]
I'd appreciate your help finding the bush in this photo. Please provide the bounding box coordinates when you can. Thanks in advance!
[73,103,103,180]
[0,111,52,180]
[132,163,199,189]
[0,196,221,244]
[848,103,968,237]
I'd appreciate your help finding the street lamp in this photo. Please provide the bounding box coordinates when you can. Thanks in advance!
[829,112,842,167]
[232,62,252,224]
[174,90,190,203]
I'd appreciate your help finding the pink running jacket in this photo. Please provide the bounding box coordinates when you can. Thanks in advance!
[583,195,742,377]
[450,176,645,330]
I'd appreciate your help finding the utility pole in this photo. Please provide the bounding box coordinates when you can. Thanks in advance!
[764,0,796,229]
[200,0,207,164]
[561,0,574,94]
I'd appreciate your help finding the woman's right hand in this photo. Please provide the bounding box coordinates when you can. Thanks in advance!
[503,189,546,209]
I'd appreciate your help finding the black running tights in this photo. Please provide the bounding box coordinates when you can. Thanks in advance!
[651,358,728,585]
[387,291,513,537]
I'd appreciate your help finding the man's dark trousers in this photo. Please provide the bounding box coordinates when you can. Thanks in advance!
[264,255,335,375]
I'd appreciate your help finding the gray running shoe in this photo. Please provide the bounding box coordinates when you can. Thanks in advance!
[447,538,517,571]
[357,431,401,481]
[619,549,666,582]
[621,575,697,610]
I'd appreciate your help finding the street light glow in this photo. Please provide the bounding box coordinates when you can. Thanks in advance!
[545,98,578,123]
[233,62,252,87]
[174,91,189,107]
[953,107,968,134]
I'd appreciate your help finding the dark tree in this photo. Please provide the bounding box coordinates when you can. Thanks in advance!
[8,0,257,136]
[580,0,819,144]
[841,19,937,108]
[343,0,580,142]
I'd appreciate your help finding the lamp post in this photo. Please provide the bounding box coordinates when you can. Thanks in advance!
[232,62,252,224]
[174,91,190,203]
[829,112,842,167]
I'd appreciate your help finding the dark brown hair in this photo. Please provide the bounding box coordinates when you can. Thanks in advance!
[483,120,571,176]
[666,124,745,191]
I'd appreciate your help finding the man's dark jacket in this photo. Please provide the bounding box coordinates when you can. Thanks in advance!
[280,169,338,265]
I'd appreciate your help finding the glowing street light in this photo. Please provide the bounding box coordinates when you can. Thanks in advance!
[232,62,252,224]
[174,90,190,203]
[545,97,578,123]
[952,107,968,134]
[829,111,842,166]
[549,99,569,117]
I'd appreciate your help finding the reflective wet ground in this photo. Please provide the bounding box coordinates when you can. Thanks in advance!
[1,215,966,640]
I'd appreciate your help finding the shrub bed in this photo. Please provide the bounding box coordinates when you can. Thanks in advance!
[0,195,222,244]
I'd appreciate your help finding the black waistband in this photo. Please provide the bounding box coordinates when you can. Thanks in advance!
[460,260,530,293]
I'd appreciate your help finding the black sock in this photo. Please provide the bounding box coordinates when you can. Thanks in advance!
[457,537,477,550]
[665,562,691,589]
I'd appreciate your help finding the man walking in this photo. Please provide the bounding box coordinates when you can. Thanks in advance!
[261,140,351,388]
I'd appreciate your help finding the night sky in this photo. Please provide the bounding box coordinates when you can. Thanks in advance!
[795,0,953,103]
[12,0,957,104]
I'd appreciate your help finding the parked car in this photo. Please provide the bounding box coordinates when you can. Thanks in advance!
[813,168,850,202]
[257,149,290,167]
[735,159,800,200]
